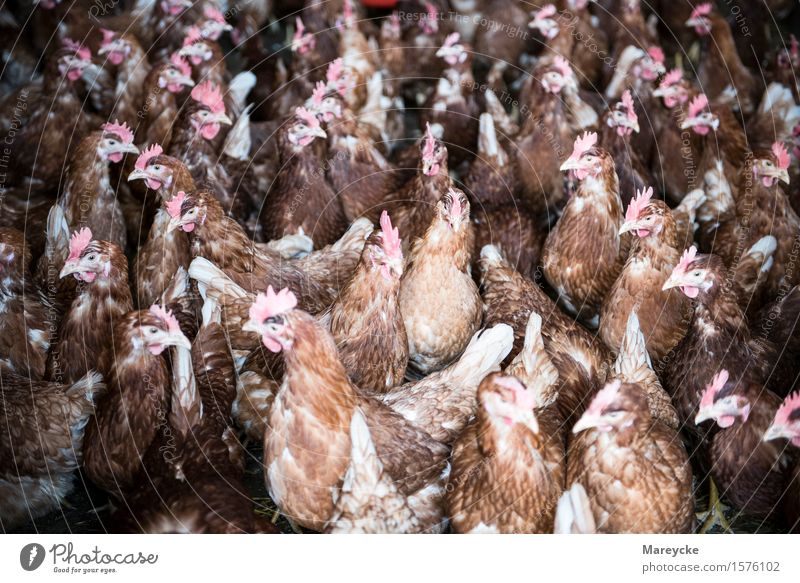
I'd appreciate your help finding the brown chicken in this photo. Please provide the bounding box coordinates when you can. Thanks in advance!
[0,228,50,379]
[46,229,132,384]
[445,373,565,533]
[83,305,192,497]
[568,380,694,533]
[464,112,546,280]
[139,54,196,149]
[599,188,692,361]
[479,245,609,425]
[243,288,449,532]
[262,107,348,248]
[171,189,370,316]
[542,131,629,324]
[400,188,482,376]
[695,370,794,530]
[764,392,800,532]
[326,212,407,393]
[127,145,196,307]
[0,366,104,532]
[61,121,139,251]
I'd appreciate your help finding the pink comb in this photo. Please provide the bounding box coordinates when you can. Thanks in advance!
[773,391,800,426]
[101,120,134,144]
[183,26,203,47]
[311,81,327,107]
[647,46,665,63]
[773,141,790,170]
[170,52,192,77]
[585,380,622,417]
[625,186,653,222]
[421,1,438,34]
[149,304,182,334]
[191,81,225,113]
[165,191,186,219]
[327,58,344,83]
[621,90,636,122]
[661,68,683,88]
[535,4,557,19]
[688,93,709,118]
[443,32,460,49]
[292,17,316,54]
[249,286,298,323]
[100,28,116,46]
[68,227,93,262]
[673,245,698,277]
[700,369,729,408]
[204,6,226,23]
[379,211,402,260]
[295,106,320,128]
[691,2,712,19]
[553,55,572,79]
[567,131,597,161]
[63,38,91,61]
[135,143,162,170]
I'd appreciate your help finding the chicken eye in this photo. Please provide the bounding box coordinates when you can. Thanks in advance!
[148,327,158,334]
[692,271,702,277]
[152,165,161,171]
[87,253,97,261]
[108,139,118,145]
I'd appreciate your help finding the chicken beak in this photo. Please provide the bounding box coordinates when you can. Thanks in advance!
[661,274,681,291]
[175,74,195,87]
[117,143,140,156]
[167,216,182,233]
[763,423,792,442]
[128,168,148,182]
[778,169,790,185]
[165,331,192,350]
[685,17,701,28]
[242,318,261,335]
[215,112,233,126]
[313,126,327,140]
[59,260,81,279]
[618,220,637,235]
[694,407,713,425]
[652,87,666,98]
[572,413,601,434]
[630,120,640,133]
[679,117,696,130]
[559,158,580,172]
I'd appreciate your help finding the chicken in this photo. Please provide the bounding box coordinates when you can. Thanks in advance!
[379,123,452,250]
[326,212,407,393]
[113,303,275,533]
[685,3,757,114]
[96,31,150,128]
[599,90,653,207]
[515,57,587,223]
[127,145,196,307]
[60,121,139,251]
[764,392,800,532]
[479,245,609,425]
[0,40,99,189]
[599,188,692,361]
[0,228,50,379]
[445,373,565,533]
[243,288,450,532]
[542,131,629,324]
[400,188,482,376]
[568,380,694,533]
[694,370,794,530]
[0,367,104,532]
[170,189,370,316]
[464,112,546,281]
[261,107,348,248]
[83,305,192,496]
[138,54,196,149]
[46,229,132,384]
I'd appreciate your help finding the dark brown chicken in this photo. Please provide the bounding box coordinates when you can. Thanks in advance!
[46,230,132,384]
